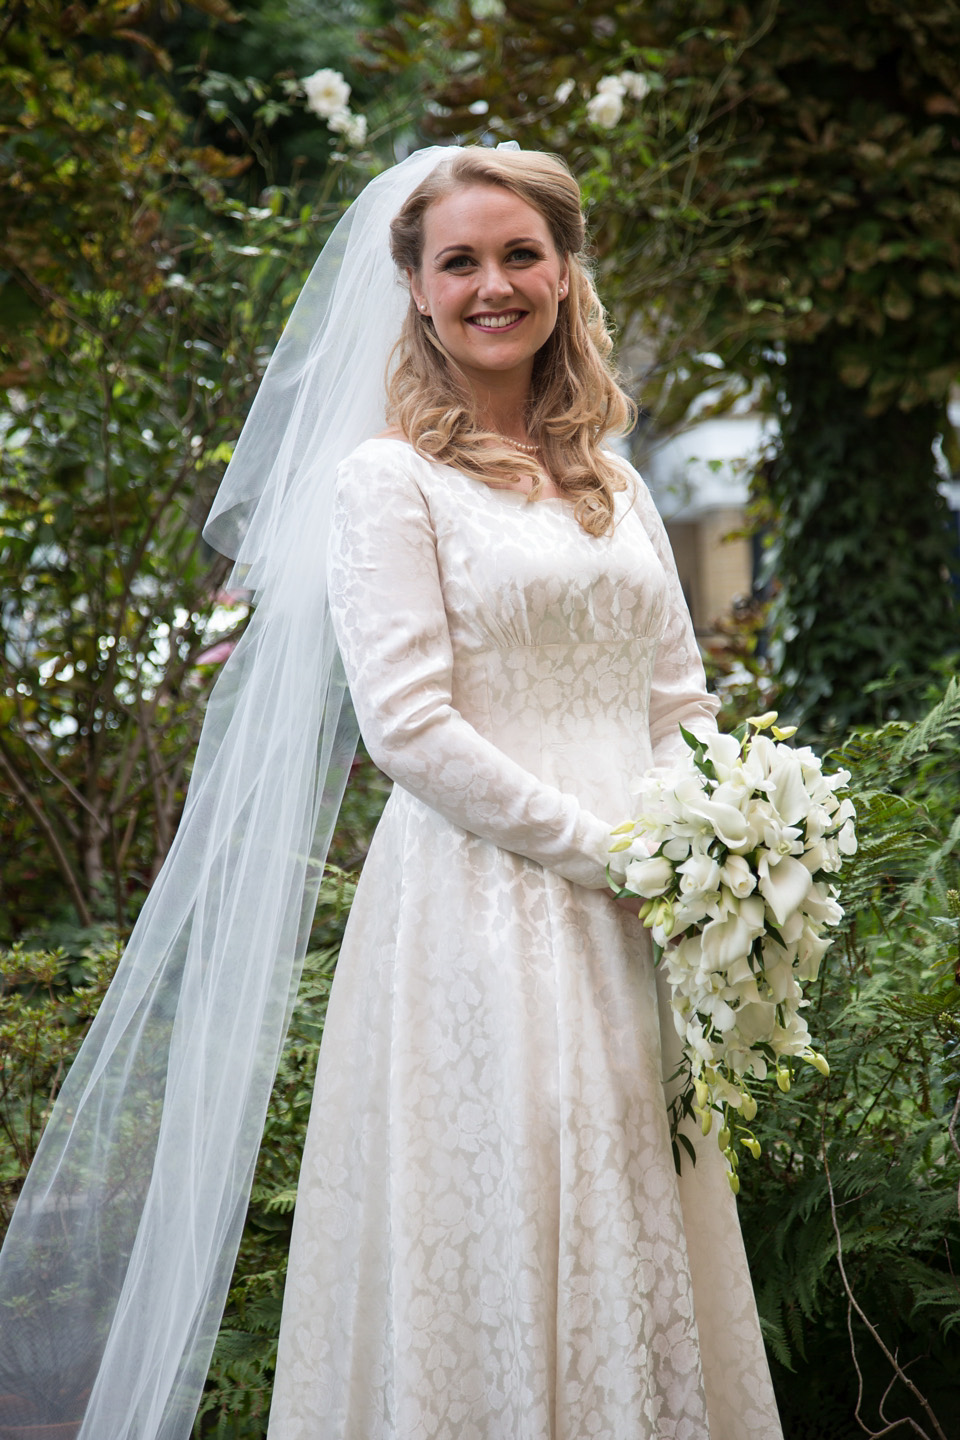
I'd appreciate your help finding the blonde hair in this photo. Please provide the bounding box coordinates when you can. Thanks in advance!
[387,148,636,536]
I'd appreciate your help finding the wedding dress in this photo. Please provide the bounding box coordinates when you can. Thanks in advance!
[268,437,783,1440]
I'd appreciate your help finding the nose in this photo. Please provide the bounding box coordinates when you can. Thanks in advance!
[476,262,513,303]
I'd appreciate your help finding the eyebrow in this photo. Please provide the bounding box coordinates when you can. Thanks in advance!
[433,236,544,259]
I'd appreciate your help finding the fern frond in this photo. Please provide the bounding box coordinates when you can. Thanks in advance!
[262,1187,299,1214]
[892,675,960,765]
[208,1328,273,1365]
[885,989,960,1023]
[757,1303,793,1370]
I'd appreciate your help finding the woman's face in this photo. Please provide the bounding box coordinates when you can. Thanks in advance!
[409,183,569,396]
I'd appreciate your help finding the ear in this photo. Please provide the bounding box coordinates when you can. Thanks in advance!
[558,258,570,301]
[407,268,429,316]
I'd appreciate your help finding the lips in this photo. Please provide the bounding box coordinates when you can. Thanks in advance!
[466,311,526,330]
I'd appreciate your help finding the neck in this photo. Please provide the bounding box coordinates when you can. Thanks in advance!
[475,396,533,444]
[463,370,534,443]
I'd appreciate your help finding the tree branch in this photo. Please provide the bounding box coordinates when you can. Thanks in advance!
[0,742,93,927]
[823,1139,948,1440]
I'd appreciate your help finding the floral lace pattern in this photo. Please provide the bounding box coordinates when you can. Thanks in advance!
[268,439,782,1440]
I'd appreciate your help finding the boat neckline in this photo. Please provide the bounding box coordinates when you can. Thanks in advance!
[362,434,570,504]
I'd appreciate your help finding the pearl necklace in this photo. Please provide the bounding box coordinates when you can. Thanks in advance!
[497,434,540,454]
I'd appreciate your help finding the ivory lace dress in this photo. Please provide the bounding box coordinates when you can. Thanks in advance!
[268,437,783,1440]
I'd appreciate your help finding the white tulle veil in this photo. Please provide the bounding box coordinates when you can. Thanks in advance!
[0,141,495,1440]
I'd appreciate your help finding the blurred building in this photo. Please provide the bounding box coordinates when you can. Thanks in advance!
[638,387,960,638]
[638,412,772,638]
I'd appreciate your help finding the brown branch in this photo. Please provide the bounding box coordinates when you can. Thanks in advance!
[822,1141,948,1440]
[15,728,109,835]
[0,742,93,927]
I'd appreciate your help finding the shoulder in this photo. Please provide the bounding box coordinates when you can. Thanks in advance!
[599,449,657,519]
[334,436,437,529]
[338,435,429,492]
[342,433,418,469]
[603,451,676,556]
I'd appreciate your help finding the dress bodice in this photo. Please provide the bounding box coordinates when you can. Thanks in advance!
[424,464,671,816]
[327,438,718,888]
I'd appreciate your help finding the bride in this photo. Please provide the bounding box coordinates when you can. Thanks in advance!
[269,149,782,1437]
[0,146,782,1440]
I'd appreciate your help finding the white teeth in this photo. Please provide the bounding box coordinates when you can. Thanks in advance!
[470,313,522,329]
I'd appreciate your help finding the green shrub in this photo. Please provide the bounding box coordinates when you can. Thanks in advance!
[740,680,960,1438]
[0,930,122,1237]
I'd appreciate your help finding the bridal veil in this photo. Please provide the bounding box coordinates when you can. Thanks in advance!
[0,143,476,1440]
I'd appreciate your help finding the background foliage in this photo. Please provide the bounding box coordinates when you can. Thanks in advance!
[0,0,385,936]
[3,2,960,1437]
[383,0,960,730]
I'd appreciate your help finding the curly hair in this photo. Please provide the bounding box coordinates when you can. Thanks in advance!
[386,148,635,536]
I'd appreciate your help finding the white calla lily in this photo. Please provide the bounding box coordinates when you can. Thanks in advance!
[757,853,812,925]
[701,730,742,778]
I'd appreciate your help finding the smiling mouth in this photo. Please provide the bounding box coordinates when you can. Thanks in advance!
[466,311,526,330]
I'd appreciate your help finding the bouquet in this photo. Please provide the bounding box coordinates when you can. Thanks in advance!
[608,712,856,1190]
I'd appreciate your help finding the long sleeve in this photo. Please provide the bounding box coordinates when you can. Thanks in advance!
[628,473,720,768]
[327,451,614,888]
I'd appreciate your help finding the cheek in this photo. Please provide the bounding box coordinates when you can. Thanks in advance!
[430,280,468,326]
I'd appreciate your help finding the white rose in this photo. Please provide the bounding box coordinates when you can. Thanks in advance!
[677,851,720,897]
[302,67,351,119]
[623,853,674,897]
[586,88,624,127]
[618,70,651,101]
[719,854,756,898]
[596,74,627,97]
